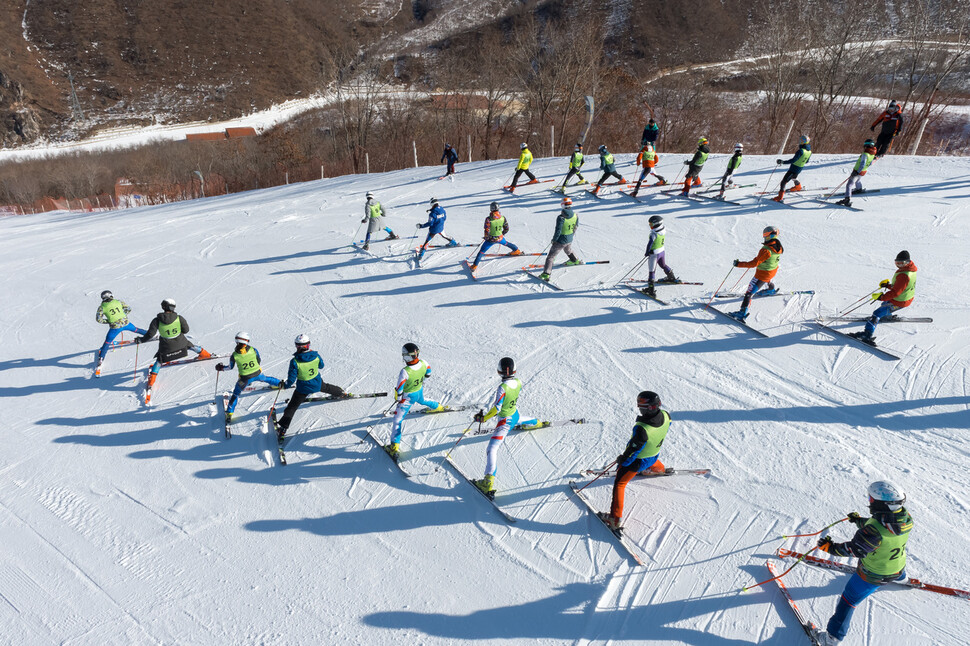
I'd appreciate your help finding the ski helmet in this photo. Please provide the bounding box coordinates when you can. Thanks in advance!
[799,134,811,145]
[366,191,374,199]
[648,215,663,229]
[562,197,573,207]
[235,331,251,345]
[100,290,114,302]
[294,334,310,350]
[402,343,420,365]
[888,100,899,113]
[868,480,906,511]
[698,136,709,146]
[444,143,451,148]
[430,197,438,206]
[734,143,744,151]
[763,225,779,240]
[161,298,176,312]
[636,391,661,414]
[895,250,910,263]
[575,142,583,151]
[489,201,499,213]
[598,145,607,153]
[498,357,516,377]
[520,142,528,149]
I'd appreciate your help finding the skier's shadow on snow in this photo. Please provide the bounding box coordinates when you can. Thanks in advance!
[512,302,695,329]
[360,572,836,643]
[215,245,347,267]
[0,348,98,374]
[3,367,145,398]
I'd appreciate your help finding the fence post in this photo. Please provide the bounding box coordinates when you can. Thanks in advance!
[321,165,325,179]
[366,153,370,174]
[468,134,472,163]
[551,125,554,157]
[413,141,418,168]
[909,118,928,155]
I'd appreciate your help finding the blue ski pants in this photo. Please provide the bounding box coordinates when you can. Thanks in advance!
[227,373,282,413]
[827,570,905,640]
[474,238,518,265]
[865,302,902,336]
[390,387,440,445]
[99,322,147,362]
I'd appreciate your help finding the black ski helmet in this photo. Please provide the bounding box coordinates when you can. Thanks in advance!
[100,290,114,302]
[895,250,910,263]
[498,357,516,378]
[648,215,663,229]
[637,391,661,414]
[402,343,420,364]
[161,298,176,312]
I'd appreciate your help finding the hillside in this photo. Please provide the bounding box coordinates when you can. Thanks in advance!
[1,153,968,644]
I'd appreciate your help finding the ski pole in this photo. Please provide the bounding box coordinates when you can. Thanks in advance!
[728,268,751,293]
[350,220,364,246]
[214,370,221,399]
[133,342,139,383]
[706,265,735,307]
[574,459,618,493]
[822,176,850,201]
[741,518,848,592]
[834,291,879,319]
[778,517,848,540]
[466,240,485,263]
[756,163,780,206]
[616,257,648,284]
[437,413,482,470]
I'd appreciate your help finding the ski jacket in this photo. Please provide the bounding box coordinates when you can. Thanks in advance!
[141,311,192,363]
[852,152,875,176]
[227,345,262,378]
[880,261,917,307]
[569,151,584,169]
[782,144,812,168]
[96,298,132,329]
[619,409,669,467]
[285,349,325,394]
[484,212,509,241]
[395,359,431,397]
[637,146,659,169]
[687,144,710,171]
[826,508,912,582]
[646,225,665,255]
[482,377,522,421]
[641,122,659,145]
[737,238,783,282]
[599,152,617,173]
[726,151,743,172]
[871,110,904,137]
[516,148,533,170]
[420,205,447,234]
[552,207,578,244]
[441,147,458,164]
[363,199,386,221]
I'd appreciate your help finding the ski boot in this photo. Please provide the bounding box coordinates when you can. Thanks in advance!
[692,177,701,186]
[385,442,401,460]
[855,188,867,194]
[847,331,876,346]
[224,412,233,426]
[198,349,212,359]
[385,232,400,241]
[759,284,778,297]
[538,272,551,282]
[577,179,588,185]
[644,281,656,298]
[590,185,601,195]
[836,197,852,207]
[658,271,679,284]
[655,178,667,186]
[469,264,478,272]
[276,426,287,444]
[812,628,841,646]
[679,189,690,196]
[447,239,459,247]
[553,186,565,194]
[788,182,803,192]
[729,308,749,322]
[596,512,623,534]
[564,258,584,266]
[771,191,785,202]
[526,178,539,185]
[508,249,523,257]
[629,188,639,197]
[362,243,370,251]
[619,177,628,184]
[474,475,496,499]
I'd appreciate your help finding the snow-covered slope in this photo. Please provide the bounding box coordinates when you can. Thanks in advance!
[1,153,968,645]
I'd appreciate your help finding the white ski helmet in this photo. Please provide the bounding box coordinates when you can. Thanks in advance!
[161,298,177,312]
[294,334,310,349]
[430,197,438,205]
[868,481,906,511]
[734,143,744,151]
[520,142,528,149]
[234,331,251,345]
[366,191,374,199]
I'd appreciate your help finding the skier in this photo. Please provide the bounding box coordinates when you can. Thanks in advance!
[508,142,538,192]
[215,332,283,424]
[641,118,660,147]
[812,481,912,645]
[555,143,587,192]
[849,250,917,345]
[387,343,443,458]
[136,298,212,395]
[772,135,812,202]
[681,136,710,196]
[471,357,539,498]
[597,391,669,532]
[95,290,147,372]
[469,202,523,272]
[590,145,627,195]
[717,143,744,198]
[729,226,783,321]
[361,191,398,251]
[441,143,458,176]
[630,143,666,196]
[837,140,877,207]
[275,334,349,441]
[416,197,458,259]
[870,100,904,158]
[539,197,582,281]
[641,215,678,297]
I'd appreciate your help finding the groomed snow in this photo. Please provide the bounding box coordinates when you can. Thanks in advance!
[1,152,968,645]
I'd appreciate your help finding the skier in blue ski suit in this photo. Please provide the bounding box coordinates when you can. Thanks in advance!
[275,335,348,437]
[441,144,458,175]
[417,198,458,258]
[215,333,283,418]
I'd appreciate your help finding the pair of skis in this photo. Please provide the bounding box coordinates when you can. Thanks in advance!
[145,352,226,405]
[521,261,611,290]
[271,392,387,464]
[462,254,542,280]
[622,278,705,306]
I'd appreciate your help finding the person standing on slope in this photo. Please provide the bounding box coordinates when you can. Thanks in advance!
[641,215,678,297]
[95,290,147,374]
[630,143,666,197]
[539,197,583,282]
[837,140,877,207]
[555,143,588,192]
[717,143,744,198]
[641,118,660,147]
[361,191,398,251]
[441,143,459,176]
[274,334,349,441]
[590,145,627,195]
[215,332,284,425]
[387,343,444,459]
[681,137,710,196]
[870,101,904,158]
[508,142,538,192]
[416,198,458,259]
[472,357,539,498]
[811,481,912,646]
[137,298,212,396]
[848,250,917,346]
[469,202,524,272]
[597,391,669,532]
[729,226,784,322]
[772,135,812,202]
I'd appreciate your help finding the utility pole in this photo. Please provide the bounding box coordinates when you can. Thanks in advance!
[67,72,85,122]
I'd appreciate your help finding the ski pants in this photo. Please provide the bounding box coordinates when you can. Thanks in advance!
[364,222,394,244]
[647,251,672,282]
[474,238,518,265]
[610,455,664,520]
[483,409,538,478]
[826,570,904,640]
[510,168,536,188]
[99,322,147,362]
[875,133,894,157]
[741,278,773,310]
[446,160,456,175]
[543,242,576,273]
[865,302,902,336]
[278,382,344,431]
[635,167,664,190]
[563,168,586,185]
[596,169,623,187]
[421,230,454,252]
[846,173,864,198]
[150,344,205,375]
[779,167,803,192]
[682,166,703,192]
[227,372,282,414]
[718,169,736,191]
[390,387,440,445]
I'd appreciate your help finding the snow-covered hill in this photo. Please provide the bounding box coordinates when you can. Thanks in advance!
[1,153,968,645]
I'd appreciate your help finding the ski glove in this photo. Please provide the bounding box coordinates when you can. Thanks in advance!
[871,292,883,301]
[733,259,740,267]
[879,279,891,288]
[474,410,485,423]
[775,159,784,164]
[683,160,690,165]
[817,537,833,552]
[847,512,864,527]
[215,363,225,371]
[870,125,876,132]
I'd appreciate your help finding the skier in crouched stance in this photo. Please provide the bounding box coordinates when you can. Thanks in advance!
[387,343,444,458]
[274,334,349,441]
[730,225,783,322]
[94,290,147,374]
[216,332,283,424]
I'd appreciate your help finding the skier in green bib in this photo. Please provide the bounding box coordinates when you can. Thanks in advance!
[386,343,444,458]
[837,139,877,207]
[813,481,912,645]
[554,143,588,192]
[215,332,284,424]
[94,290,147,375]
[717,143,744,198]
[274,334,350,440]
[361,191,398,250]
[772,135,812,202]
[136,298,212,395]
[539,197,582,281]
[471,357,539,498]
